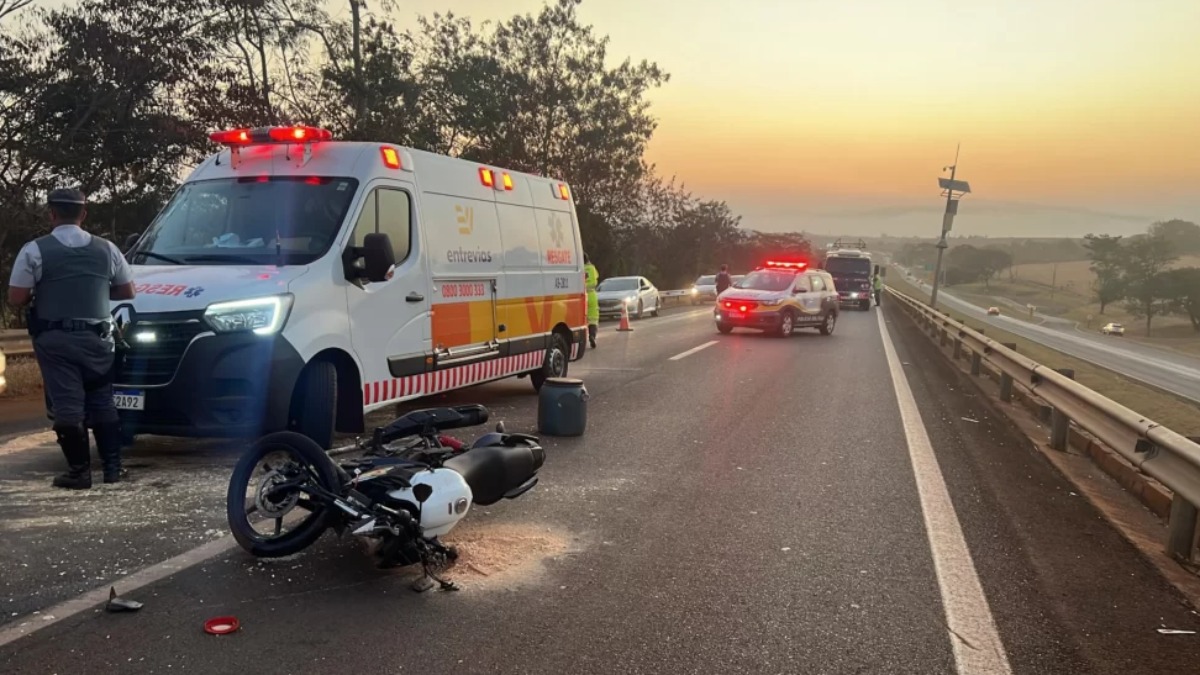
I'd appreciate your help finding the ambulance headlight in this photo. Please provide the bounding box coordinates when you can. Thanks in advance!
[204,294,294,335]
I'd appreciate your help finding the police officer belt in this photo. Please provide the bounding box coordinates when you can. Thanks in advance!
[35,319,114,338]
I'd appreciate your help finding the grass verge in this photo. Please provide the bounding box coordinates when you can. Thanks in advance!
[1,355,43,399]
[887,275,1200,437]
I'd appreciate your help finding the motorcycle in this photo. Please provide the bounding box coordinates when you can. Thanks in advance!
[225,404,545,589]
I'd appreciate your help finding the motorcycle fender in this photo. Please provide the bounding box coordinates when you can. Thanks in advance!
[387,468,473,538]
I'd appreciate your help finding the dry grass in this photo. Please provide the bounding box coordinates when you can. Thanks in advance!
[1,354,43,399]
[888,275,1200,437]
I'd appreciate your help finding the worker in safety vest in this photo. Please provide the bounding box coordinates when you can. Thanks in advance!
[873,271,883,306]
[584,253,599,348]
[7,188,136,489]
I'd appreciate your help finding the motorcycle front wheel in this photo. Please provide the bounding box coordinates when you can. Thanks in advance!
[226,431,342,558]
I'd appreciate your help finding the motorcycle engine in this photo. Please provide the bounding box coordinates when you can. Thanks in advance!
[376,530,423,569]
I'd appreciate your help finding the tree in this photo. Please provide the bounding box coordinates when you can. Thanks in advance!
[976,247,1012,288]
[1158,267,1200,333]
[1149,219,1200,256]
[1083,234,1126,314]
[1121,234,1177,335]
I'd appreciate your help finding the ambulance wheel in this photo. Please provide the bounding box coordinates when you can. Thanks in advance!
[531,333,570,391]
[291,361,336,449]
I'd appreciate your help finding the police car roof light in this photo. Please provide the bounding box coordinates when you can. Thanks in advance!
[763,260,808,270]
[209,129,252,145]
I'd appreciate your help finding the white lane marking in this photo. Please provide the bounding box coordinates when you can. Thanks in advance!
[0,533,239,648]
[668,340,718,361]
[876,310,1013,674]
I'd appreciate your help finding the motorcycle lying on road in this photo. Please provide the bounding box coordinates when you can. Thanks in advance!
[225,404,545,588]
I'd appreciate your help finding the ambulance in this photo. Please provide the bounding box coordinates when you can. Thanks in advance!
[115,125,588,448]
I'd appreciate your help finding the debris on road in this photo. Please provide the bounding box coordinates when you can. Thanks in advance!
[105,587,143,613]
[1156,628,1196,635]
[961,417,980,424]
[442,522,570,589]
[203,616,240,635]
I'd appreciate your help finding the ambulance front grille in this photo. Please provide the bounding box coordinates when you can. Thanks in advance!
[117,321,206,386]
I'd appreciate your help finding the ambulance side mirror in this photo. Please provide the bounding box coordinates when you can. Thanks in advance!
[361,233,395,284]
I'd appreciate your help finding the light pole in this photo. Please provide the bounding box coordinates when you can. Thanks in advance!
[929,146,971,310]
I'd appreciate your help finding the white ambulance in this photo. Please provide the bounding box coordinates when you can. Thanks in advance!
[115,125,588,448]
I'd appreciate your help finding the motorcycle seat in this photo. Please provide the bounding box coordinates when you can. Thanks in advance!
[443,442,545,506]
[377,405,489,443]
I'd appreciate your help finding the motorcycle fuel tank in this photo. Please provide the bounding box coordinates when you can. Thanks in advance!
[388,467,473,537]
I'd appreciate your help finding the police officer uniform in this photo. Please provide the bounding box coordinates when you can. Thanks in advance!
[7,188,134,489]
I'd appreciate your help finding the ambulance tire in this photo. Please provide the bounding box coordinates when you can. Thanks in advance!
[292,361,337,449]
[531,333,570,392]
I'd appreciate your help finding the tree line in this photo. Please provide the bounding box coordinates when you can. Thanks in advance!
[1083,219,1200,334]
[0,0,806,326]
[893,241,1014,288]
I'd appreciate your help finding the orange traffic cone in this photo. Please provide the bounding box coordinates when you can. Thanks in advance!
[617,302,634,332]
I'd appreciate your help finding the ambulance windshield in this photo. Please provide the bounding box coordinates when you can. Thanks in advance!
[130,176,359,266]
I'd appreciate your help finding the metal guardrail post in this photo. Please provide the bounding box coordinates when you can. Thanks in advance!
[953,336,963,360]
[970,350,983,376]
[999,343,1017,402]
[1167,495,1198,563]
[1050,368,1076,451]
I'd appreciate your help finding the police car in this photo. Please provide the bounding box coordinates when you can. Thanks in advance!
[713,261,839,337]
[115,125,588,448]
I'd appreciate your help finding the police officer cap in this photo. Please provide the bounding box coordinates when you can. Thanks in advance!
[47,187,86,205]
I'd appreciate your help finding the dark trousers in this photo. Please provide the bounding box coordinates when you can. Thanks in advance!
[33,330,118,427]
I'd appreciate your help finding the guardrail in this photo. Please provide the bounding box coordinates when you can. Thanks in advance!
[886,285,1200,563]
[0,332,32,358]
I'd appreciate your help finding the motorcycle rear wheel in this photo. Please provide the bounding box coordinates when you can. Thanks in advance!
[226,431,342,558]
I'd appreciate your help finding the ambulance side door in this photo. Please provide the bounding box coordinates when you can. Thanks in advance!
[344,180,431,400]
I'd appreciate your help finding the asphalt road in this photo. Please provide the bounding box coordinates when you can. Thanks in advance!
[902,275,1200,403]
[3,303,1200,673]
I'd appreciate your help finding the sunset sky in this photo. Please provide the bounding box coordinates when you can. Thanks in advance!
[387,0,1200,238]
[34,0,1200,237]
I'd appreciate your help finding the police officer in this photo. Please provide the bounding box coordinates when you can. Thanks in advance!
[6,188,136,489]
[872,270,883,307]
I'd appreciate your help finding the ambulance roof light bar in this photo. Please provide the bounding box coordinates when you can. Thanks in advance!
[209,126,333,146]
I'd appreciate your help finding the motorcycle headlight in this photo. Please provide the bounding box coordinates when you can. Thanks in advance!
[204,294,294,335]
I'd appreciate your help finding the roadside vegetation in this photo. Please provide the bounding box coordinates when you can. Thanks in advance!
[887,274,1200,438]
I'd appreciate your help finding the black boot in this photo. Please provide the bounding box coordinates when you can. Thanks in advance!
[52,424,92,490]
[94,421,127,484]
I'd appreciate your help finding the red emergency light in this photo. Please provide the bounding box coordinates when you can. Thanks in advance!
[380,146,402,169]
[763,260,808,271]
[209,126,333,146]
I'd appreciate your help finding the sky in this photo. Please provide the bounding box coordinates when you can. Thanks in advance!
[32,0,1200,238]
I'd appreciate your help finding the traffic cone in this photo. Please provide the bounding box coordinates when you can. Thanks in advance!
[617,302,634,332]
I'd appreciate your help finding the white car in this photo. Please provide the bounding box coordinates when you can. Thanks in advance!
[1101,322,1125,336]
[690,275,717,303]
[596,276,660,319]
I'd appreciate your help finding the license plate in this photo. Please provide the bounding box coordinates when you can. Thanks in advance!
[726,310,746,320]
[114,390,145,411]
